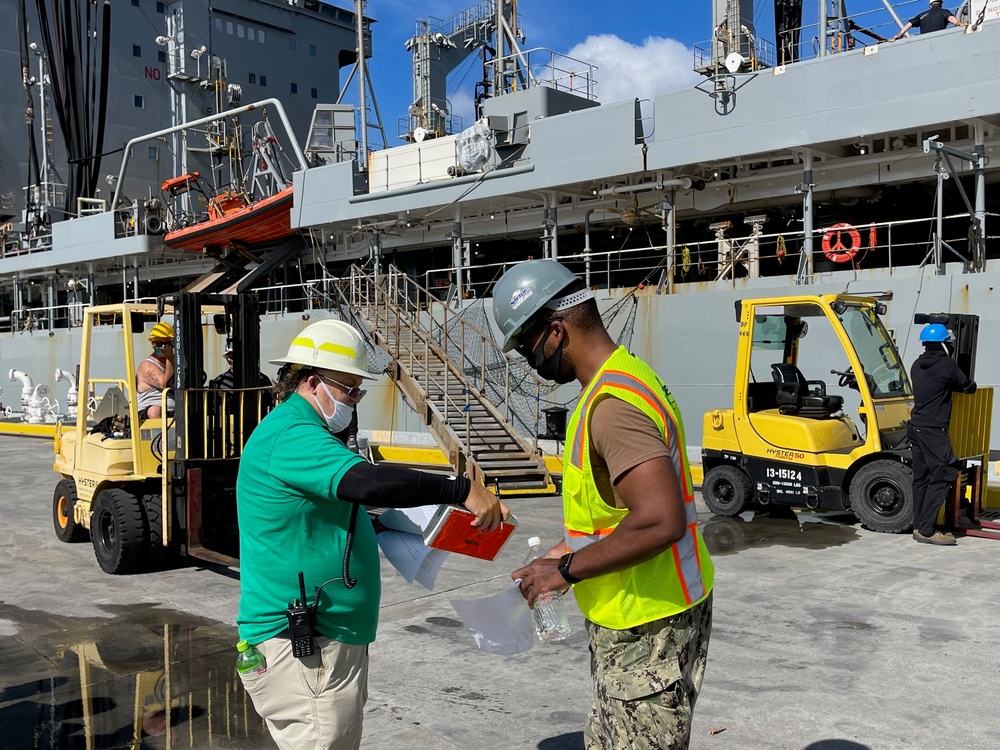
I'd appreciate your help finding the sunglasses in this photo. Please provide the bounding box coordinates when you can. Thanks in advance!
[318,373,367,402]
[514,317,562,358]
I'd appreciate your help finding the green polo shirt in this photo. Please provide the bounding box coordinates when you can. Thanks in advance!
[236,393,374,645]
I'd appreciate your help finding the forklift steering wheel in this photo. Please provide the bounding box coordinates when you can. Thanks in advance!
[830,367,859,390]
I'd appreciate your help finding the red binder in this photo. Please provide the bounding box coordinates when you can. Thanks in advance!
[422,505,517,561]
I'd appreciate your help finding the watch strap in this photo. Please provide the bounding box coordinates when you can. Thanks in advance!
[558,552,582,584]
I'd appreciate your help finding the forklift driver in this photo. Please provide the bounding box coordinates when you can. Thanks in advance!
[136,321,175,420]
[908,323,976,546]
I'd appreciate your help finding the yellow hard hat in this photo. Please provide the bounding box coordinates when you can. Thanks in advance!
[269,319,373,380]
[149,321,175,342]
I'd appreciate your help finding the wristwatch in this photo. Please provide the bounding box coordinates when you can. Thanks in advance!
[557,552,582,584]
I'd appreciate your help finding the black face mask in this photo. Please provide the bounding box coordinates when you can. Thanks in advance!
[529,333,574,384]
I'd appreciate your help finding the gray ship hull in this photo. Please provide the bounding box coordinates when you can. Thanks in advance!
[3,259,997,459]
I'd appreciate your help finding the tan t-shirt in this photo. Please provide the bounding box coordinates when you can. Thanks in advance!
[588,395,671,509]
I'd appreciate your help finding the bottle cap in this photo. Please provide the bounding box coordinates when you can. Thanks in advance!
[527,536,541,547]
[237,639,249,652]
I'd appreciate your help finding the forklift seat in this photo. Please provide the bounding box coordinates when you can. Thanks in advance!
[771,364,844,419]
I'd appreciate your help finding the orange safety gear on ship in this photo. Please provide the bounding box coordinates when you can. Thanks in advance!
[822,223,861,263]
[562,346,714,629]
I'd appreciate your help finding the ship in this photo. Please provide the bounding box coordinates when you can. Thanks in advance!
[1,0,999,465]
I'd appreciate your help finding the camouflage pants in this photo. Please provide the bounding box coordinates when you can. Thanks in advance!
[585,592,713,750]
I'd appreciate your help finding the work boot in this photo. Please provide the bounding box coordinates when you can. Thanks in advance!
[913,530,957,546]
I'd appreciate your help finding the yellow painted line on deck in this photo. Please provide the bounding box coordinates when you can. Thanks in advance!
[691,464,704,486]
[373,445,452,466]
[0,422,57,438]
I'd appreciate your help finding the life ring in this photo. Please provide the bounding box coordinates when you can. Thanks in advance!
[822,223,861,263]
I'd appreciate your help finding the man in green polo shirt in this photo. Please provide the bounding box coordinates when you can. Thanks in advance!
[236,319,508,750]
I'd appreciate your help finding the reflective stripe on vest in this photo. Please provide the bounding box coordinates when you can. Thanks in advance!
[562,347,713,627]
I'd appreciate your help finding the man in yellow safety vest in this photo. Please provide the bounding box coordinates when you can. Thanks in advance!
[493,259,714,750]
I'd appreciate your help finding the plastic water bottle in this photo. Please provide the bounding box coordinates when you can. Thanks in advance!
[235,640,267,675]
[524,537,571,642]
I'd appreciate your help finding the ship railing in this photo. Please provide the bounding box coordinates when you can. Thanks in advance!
[417,1,521,43]
[418,211,997,298]
[22,182,67,216]
[0,226,55,258]
[77,198,107,217]
[337,264,550,452]
[693,36,775,73]
[485,48,598,101]
[706,0,933,70]
[396,112,465,142]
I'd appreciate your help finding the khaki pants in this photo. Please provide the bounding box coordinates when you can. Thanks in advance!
[239,634,369,750]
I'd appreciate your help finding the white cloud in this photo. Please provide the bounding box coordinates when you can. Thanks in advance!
[565,34,700,105]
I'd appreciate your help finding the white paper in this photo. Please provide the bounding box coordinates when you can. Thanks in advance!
[377,505,442,535]
[377,530,449,590]
[450,583,536,656]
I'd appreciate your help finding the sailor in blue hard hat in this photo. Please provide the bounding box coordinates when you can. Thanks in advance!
[917,322,953,346]
[907,321,976,546]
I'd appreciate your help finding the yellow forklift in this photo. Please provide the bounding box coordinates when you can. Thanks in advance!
[701,294,918,532]
[702,294,995,535]
[52,292,271,573]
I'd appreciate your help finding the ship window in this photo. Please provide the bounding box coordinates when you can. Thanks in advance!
[156,1,164,12]
[249,73,256,84]
[226,21,233,35]
[291,82,298,94]
[237,24,244,39]
[148,146,158,160]
[289,37,296,51]
[311,87,318,99]
[134,95,144,108]
[133,45,141,58]
[158,50,166,63]
[260,75,267,87]
[215,18,222,32]
[258,30,265,44]
[248,27,255,42]
[309,43,317,56]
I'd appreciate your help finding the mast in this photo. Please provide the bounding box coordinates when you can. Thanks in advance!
[356,0,369,164]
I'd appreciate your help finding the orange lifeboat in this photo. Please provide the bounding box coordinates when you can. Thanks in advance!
[161,173,295,253]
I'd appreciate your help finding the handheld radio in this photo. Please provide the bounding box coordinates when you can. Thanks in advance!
[286,571,315,658]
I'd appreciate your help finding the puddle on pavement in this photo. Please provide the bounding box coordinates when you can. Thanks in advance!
[0,602,273,749]
[699,506,861,555]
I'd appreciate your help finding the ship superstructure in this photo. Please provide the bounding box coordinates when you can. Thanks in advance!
[0,0,366,234]
[1,0,999,454]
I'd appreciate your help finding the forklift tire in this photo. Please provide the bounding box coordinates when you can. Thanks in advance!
[703,465,753,517]
[92,488,148,574]
[849,460,913,534]
[142,493,163,549]
[53,478,88,543]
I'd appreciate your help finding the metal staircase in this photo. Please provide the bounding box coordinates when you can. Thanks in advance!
[337,265,553,494]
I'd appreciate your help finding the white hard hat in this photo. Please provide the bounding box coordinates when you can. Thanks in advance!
[269,319,374,380]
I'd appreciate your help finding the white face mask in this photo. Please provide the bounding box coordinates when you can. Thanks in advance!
[316,380,355,434]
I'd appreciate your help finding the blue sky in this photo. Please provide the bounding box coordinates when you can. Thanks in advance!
[348,0,714,144]
[344,0,918,146]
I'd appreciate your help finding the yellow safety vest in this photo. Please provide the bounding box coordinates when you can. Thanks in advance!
[563,346,714,629]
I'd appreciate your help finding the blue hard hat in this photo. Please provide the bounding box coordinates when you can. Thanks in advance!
[919,323,953,342]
